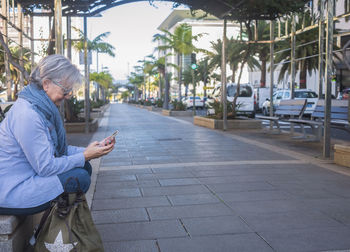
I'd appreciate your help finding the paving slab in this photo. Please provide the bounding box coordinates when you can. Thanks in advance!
[181,215,253,236]
[96,219,187,242]
[93,187,142,199]
[259,227,350,252]
[240,210,344,232]
[167,193,220,206]
[147,203,234,220]
[92,196,170,211]
[157,234,274,252]
[207,181,276,193]
[141,185,210,197]
[92,208,149,224]
[103,240,158,252]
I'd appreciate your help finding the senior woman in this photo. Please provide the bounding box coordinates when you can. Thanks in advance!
[0,54,114,215]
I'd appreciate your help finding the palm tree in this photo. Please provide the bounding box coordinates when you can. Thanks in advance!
[208,37,259,83]
[153,23,206,100]
[128,70,144,100]
[196,58,210,97]
[71,27,115,57]
[274,11,319,89]
[89,71,113,101]
[72,28,115,98]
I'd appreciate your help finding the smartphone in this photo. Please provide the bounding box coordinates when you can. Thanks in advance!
[111,130,119,138]
[100,130,119,146]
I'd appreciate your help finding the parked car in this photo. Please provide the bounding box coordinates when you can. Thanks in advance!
[262,89,318,115]
[207,83,256,118]
[184,96,204,109]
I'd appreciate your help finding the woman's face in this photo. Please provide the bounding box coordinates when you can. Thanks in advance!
[42,79,73,106]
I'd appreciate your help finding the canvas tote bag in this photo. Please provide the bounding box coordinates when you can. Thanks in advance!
[33,178,104,252]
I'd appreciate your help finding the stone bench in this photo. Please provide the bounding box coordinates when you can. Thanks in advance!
[0,215,33,252]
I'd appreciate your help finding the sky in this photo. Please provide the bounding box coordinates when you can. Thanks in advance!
[87,2,187,81]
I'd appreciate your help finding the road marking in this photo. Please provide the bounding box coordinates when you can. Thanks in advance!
[100,159,307,171]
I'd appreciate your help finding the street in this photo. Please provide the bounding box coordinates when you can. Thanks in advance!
[90,103,350,252]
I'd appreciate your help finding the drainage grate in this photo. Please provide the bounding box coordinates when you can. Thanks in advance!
[158,138,182,141]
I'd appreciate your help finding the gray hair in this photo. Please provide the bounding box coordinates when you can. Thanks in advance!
[30,54,82,89]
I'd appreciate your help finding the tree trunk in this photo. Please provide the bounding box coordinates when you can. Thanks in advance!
[47,17,55,55]
[178,53,182,100]
[260,59,266,87]
[231,64,236,83]
[299,60,307,89]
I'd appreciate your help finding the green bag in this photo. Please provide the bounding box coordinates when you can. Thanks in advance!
[33,178,104,252]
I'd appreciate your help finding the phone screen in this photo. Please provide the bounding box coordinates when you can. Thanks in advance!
[111,130,119,138]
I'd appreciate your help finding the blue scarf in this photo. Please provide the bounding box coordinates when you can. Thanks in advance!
[18,83,67,157]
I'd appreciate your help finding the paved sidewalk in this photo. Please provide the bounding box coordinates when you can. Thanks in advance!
[80,103,350,252]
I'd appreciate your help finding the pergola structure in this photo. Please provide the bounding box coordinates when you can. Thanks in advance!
[0,0,348,157]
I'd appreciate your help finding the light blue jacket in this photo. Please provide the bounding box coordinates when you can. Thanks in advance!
[0,98,85,208]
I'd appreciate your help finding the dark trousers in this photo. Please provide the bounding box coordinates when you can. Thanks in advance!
[0,161,92,216]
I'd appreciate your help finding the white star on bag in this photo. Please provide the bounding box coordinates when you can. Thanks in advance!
[44,230,78,252]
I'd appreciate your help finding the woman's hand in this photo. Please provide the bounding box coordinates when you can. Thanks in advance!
[83,139,115,161]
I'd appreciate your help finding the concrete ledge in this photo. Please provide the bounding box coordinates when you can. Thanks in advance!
[162,110,193,117]
[78,111,101,119]
[194,116,262,129]
[150,107,162,111]
[64,118,99,133]
[334,144,350,168]
[0,215,32,252]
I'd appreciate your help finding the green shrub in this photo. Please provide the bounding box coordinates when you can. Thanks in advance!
[144,100,152,106]
[171,100,186,111]
[155,99,163,108]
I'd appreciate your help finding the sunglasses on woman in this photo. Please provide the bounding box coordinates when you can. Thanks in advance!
[51,79,73,96]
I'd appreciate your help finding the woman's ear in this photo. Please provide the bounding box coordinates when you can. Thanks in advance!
[42,79,50,92]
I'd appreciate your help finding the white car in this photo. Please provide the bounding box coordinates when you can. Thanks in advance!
[262,89,318,115]
[207,83,256,118]
[184,96,204,109]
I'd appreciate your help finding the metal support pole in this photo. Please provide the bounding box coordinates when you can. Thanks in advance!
[222,18,227,131]
[54,0,63,54]
[84,16,90,133]
[30,15,34,68]
[54,0,64,120]
[269,21,275,130]
[291,15,296,98]
[323,0,334,158]
[278,20,281,38]
[67,16,72,60]
[318,0,325,98]
[163,53,169,110]
[192,69,196,116]
[18,3,24,90]
[11,0,14,24]
[2,0,11,101]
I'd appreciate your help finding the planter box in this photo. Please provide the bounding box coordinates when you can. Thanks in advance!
[334,144,350,168]
[162,110,193,117]
[150,107,162,111]
[65,118,98,133]
[78,111,101,119]
[194,116,262,129]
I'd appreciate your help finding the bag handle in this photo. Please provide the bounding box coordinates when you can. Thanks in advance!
[63,176,83,194]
